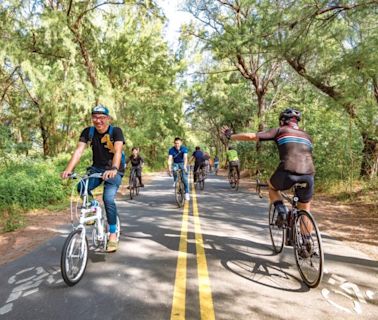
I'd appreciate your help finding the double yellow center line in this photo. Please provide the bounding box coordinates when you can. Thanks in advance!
[170,180,215,320]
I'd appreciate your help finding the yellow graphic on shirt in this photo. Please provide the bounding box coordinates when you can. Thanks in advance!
[101,134,115,154]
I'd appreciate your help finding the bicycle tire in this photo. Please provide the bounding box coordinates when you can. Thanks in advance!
[61,228,88,286]
[200,170,205,190]
[268,203,285,254]
[233,170,239,191]
[293,210,324,288]
[175,179,185,207]
[229,169,236,188]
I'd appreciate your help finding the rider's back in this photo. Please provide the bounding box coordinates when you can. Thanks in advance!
[258,125,314,175]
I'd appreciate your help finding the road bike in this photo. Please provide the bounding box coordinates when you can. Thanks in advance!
[257,180,324,288]
[228,165,239,191]
[61,172,120,286]
[129,167,141,200]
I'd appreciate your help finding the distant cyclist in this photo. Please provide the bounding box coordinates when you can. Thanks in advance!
[61,104,124,253]
[127,147,144,188]
[190,146,205,183]
[226,146,240,180]
[203,151,211,174]
[168,137,190,201]
[213,155,219,174]
[222,108,315,227]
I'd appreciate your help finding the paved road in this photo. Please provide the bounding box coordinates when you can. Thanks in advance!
[0,174,377,319]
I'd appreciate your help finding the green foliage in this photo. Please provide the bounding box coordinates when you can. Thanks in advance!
[0,160,67,210]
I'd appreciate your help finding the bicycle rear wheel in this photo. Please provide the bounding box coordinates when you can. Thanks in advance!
[61,228,88,286]
[268,204,285,253]
[233,170,239,191]
[199,171,205,190]
[293,210,324,288]
[116,215,121,241]
[229,170,236,188]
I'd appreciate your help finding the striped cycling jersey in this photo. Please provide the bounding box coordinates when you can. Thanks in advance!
[257,124,315,175]
[276,133,313,149]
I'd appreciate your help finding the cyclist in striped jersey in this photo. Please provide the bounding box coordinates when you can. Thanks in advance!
[222,108,315,226]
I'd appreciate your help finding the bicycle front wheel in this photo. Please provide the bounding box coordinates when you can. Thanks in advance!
[268,204,285,253]
[61,228,88,286]
[293,210,324,288]
[175,180,185,207]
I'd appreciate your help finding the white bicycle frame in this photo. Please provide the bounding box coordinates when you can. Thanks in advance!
[70,173,106,254]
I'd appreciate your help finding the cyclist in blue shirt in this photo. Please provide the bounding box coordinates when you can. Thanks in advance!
[168,137,190,201]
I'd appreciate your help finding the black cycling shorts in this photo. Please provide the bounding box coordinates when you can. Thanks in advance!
[270,168,314,203]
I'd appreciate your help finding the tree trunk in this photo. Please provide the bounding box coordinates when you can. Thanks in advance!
[360,134,378,178]
[255,91,265,159]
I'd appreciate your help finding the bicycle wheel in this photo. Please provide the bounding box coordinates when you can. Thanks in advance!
[229,170,235,188]
[61,228,88,286]
[233,170,239,191]
[293,210,324,288]
[268,203,285,254]
[129,176,135,200]
[199,171,205,190]
[175,179,185,207]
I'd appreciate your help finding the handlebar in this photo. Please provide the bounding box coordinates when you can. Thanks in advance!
[68,172,103,180]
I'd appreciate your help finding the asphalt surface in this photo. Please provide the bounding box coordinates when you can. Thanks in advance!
[0,174,377,319]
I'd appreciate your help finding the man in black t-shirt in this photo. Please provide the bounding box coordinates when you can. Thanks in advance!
[61,104,125,253]
[127,147,144,187]
[190,146,205,182]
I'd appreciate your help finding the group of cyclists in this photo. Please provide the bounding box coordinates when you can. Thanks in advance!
[61,104,314,253]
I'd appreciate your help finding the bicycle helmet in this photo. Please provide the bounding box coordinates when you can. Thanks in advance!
[279,108,301,122]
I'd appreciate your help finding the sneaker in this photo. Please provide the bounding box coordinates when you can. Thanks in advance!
[173,182,176,187]
[106,240,118,253]
[274,204,288,228]
[140,183,144,187]
[185,193,190,201]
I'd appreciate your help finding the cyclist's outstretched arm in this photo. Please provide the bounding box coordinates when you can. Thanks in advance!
[230,133,258,142]
[61,142,86,178]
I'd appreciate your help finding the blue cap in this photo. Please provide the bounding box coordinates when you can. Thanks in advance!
[91,104,110,116]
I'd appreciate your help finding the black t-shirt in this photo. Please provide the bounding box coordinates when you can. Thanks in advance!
[128,155,144,167]
[79,126,125,172]
[257,124,315,175]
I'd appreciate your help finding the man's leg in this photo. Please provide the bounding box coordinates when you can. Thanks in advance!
[236,161,241,179]
[193,163,199,182]
[137,167,144,187]
[268,170,288,227]
[77,167,103,199]
[103,174,123,246]
[179,163,190,198]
